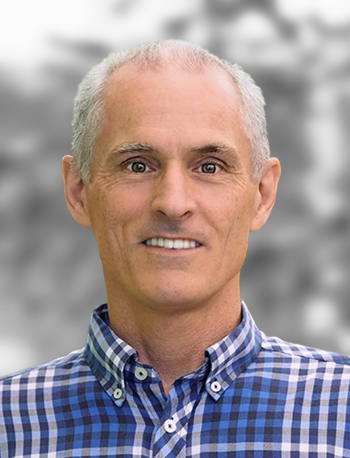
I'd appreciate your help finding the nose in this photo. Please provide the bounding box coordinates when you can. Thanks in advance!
[151,162,197,221]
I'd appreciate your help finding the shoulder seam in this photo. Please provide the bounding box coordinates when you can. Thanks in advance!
[0,348,85,382]
[261,336,350,366]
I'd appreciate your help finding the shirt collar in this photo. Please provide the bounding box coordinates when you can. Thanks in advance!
[204,300,262,400]
[84,304,137,401]
[84,301,262,402]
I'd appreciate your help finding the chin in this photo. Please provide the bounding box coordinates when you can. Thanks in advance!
[139,280,210,311]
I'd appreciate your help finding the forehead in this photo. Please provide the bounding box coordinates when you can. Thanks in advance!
[95,64,250,165]
[104,63,242,119]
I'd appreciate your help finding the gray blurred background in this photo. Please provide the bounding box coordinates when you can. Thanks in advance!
[1,0,350,377]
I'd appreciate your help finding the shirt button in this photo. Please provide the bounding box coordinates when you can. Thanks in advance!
[135,367,148,381]
[113,388,123,399]
[210,381,222,393]
[164,419,176,434]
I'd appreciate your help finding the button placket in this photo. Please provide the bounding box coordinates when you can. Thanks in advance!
[153,393,196,457]
[164,418,176,434]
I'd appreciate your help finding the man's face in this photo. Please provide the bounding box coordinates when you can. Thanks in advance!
[83,65,263,312]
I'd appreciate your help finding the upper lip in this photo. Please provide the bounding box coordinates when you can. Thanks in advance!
[142,235,203,245]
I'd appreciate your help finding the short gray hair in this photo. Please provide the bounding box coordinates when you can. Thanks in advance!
[71,40,270,183]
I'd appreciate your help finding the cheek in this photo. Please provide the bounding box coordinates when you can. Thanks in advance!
[89,188,144,248]
[88,191,117,246]
[90,187,126,224]
[215,194,254,247]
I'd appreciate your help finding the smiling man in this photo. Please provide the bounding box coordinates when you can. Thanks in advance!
[1,40,350,457]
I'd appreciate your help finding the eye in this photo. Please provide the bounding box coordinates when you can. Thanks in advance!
[200,161,222,174]
[126,160,150,173]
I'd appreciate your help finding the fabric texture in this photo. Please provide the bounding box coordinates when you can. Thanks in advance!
[1,301,350,458]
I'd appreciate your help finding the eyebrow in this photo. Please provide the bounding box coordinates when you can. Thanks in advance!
[106,141,240,163]
[189,144,239,159]
[110,143,153,155]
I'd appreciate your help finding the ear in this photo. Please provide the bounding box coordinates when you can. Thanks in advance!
[62,155,92,227]
[250,158,281,232]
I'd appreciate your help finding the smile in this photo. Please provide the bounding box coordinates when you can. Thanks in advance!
[143,238,201,249]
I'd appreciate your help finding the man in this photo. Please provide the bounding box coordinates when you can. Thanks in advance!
[1,40,349,457]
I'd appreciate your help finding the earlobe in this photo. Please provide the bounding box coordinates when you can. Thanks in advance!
[62,155,92,227]
[250,158,281,232]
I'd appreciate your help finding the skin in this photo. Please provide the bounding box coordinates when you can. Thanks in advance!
[62,64,280,397]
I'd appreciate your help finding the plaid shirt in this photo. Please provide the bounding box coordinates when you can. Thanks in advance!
[1,301,350,458]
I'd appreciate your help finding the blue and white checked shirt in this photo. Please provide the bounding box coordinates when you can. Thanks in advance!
[1,301,350,457]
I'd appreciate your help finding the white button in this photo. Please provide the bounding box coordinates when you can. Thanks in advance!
[135,367,148,381]
[164,419,176,433]
[113,388,123,399]
[210,381,222,393]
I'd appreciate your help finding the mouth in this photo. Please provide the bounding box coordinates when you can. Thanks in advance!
[142,237,202,250]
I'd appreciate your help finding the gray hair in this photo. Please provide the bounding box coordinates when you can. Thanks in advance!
[71,40,270,183]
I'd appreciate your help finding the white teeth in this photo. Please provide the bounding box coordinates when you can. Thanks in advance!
[145,238,200,249]
[164,239,174,249]
[173,240,183,249]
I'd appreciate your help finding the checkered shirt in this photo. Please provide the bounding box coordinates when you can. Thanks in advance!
[1,301,350,457]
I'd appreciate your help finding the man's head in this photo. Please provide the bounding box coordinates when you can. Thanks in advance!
[63,40,280,314]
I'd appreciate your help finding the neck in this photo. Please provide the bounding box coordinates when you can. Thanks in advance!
[107,285,242,397]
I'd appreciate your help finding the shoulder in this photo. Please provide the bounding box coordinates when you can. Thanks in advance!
[0,347,90,394]
[0,348,106,455]
[256,333,350,388]
[0,347,99,441]
[237,333,350,413]
[261,333,350,367]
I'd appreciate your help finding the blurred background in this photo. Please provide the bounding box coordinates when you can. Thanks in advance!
[1,0,350,377]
